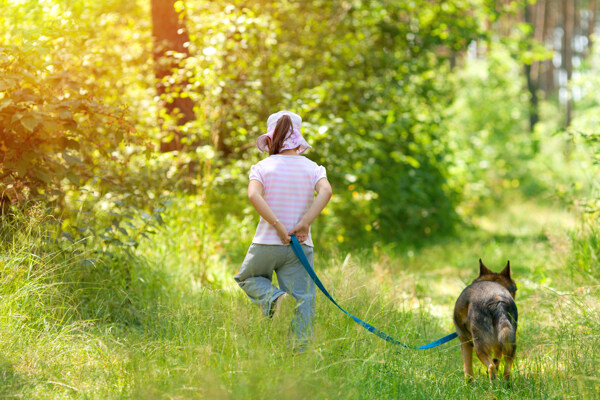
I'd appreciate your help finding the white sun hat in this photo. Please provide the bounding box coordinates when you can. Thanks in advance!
[256,110,312,154]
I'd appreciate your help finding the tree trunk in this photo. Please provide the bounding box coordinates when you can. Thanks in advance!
[589,0,597,52]
[0,194,11,220]
[151,0,196,152]
[562,0,574,128]
[531,0,546,84]
[542,0,555,96]
[524,1,539,133]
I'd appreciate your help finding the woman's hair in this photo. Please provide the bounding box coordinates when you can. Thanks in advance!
[268,115,292,155]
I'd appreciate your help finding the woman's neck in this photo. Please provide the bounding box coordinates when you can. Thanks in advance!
[278,149,299,155]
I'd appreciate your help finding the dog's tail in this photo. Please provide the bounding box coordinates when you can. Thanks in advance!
[498,319,516,355]
[497,301,518,357]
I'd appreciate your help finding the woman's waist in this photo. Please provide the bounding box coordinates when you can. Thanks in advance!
[252,230,314,247]
[259,214,307,228]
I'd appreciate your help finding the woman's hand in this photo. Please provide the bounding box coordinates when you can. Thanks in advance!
[289,179,331,243]
[274,221,291,244]
[289,220,310,243]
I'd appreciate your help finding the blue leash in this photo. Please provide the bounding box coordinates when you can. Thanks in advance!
[290,235,458,349]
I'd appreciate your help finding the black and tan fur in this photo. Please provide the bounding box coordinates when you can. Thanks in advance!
[453,259,518,382]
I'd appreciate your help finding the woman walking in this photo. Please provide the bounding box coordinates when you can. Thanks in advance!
[234,110,332,352]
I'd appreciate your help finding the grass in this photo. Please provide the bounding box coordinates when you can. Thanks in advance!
[1,197,599,399]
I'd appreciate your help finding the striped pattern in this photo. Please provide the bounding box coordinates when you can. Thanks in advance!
[250,155,326,247]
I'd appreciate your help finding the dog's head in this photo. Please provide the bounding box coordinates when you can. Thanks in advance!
[474,259,517,299]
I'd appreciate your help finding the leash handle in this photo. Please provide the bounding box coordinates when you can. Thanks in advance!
[289,235,458,349]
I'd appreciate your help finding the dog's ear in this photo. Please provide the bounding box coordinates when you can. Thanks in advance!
[501,260,511,279]
[479,258,492,276]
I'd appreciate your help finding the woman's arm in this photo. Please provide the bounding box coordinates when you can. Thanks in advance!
[290,178,333,242]
[248,180,290,244]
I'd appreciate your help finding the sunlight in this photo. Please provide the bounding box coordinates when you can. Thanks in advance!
[1,0,599,397]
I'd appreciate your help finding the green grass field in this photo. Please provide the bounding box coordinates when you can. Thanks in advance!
[1,198,599,399]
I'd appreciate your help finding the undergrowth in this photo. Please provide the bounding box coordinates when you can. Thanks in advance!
[0,198,599,399]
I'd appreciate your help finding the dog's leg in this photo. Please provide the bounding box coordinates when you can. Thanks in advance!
[460,340,474,380]
[492,345,502,372]
[474,342,496,382]
[503,355,513,381]
[493,357,501,371]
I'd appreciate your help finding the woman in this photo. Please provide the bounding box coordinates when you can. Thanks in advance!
[234,110,332,351]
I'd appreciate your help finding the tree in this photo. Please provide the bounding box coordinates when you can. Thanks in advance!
[588,0,597,52]
[562,0,575,128]
[524,0,540,132]
[151,0,195,152]
[0,45,137,203]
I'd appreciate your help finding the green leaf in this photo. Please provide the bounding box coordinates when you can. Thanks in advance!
[405,156,421,169]
[0,98,11,111]
[63,152,83,165]
[33,169,52,183]
[11,113,22,124]
[80,258,96,267]
[61,232,74,242]
[0,79,16,92]
[20,115,39,132]
[15,160,28,177]
[66,170,80,186]
[59,109,73,120]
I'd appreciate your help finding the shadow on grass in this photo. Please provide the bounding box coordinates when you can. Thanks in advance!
[360,352,584,400]
[66,248,176,331]
[0,357,27,397]
[319,223,551,261]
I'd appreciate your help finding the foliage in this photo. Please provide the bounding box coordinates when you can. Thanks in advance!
[568,130,600,276]
[2,0,598,246]
[2,197,600,398]
[443,44,534,215]
[0,1,170,255]
[566,41,600,277]
[178,0,498,241]
[1,0,578,244]
[0,45,138,202]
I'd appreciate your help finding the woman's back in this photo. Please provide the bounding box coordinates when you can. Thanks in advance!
[250,154,326,246]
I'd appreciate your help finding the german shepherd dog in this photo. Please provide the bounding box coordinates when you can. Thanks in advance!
[453,259,518,382]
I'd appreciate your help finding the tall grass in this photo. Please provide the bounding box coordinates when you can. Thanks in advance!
[0,206,161,398]
[0,207,112,398]
[571,215,600,279]
[1,199,599,399]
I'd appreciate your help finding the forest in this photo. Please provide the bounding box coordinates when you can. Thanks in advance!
[1,0,599,398]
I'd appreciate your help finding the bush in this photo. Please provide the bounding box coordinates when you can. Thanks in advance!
[0,45,139,203]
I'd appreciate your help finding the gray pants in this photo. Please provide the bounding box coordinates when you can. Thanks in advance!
[234,243,316,343]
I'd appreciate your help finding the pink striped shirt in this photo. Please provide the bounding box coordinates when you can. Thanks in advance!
[249,155,327,247]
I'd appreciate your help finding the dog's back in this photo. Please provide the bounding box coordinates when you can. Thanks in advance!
[455,281,518,355]
[453,260,518,381]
